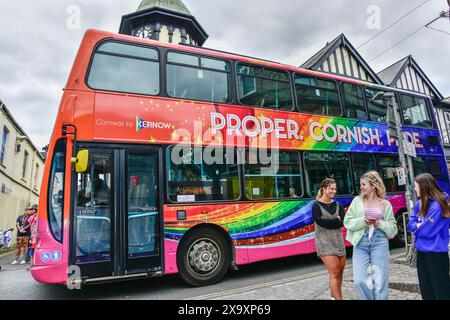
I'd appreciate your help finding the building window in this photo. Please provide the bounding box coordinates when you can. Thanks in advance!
[22,150,29,179]
[377,155,405,193]
[167,146,240,202]
[400,95,432,128]
[88,41,160,95]
[237,64,293,110]
[304,152,352,196]
[244,150,302,200]
[295,76,341,116]
[167,52,231,103]
[341,83,367,120]
[0,126,9,164]
[34,163,40,188]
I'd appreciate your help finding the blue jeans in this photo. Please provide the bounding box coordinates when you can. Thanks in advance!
[353,228,390,300]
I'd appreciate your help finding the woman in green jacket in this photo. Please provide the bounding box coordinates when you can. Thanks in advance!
[343,171,397,300]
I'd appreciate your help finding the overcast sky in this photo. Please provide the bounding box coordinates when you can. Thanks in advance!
[0,0,449,148]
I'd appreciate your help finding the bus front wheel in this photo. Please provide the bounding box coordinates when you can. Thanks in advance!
[177,228,230,287]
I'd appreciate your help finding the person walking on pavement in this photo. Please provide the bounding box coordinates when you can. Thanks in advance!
[312,178,347,300]
[344,171,397,300]
[407,173,450,300]
[11,207,32,265]
[26,205,38,264]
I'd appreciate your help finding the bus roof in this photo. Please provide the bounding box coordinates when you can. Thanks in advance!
[70,29,431,100]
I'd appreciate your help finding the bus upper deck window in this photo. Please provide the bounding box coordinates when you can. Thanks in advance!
[87,41,160,96]
[400,95,432,128]
[341,83,367,120]
[295,76,341,116]
[237,64,293,111]
[166,52,231,104]
[365,88,390,122]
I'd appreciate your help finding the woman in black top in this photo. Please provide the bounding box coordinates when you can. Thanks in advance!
[313,178,346,300]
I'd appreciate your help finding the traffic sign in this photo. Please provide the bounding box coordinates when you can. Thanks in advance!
[40,251,51,262]
[403,140,417,158]
[396,167,406,186]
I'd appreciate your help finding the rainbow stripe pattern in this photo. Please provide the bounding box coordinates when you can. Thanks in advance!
[164,198,355,248]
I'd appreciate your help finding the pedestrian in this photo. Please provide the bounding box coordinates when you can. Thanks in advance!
[312,178,346,300]
[407,173,450,300]
[11,208,32,265]
[26,205,38,264]
[343,171,397,300]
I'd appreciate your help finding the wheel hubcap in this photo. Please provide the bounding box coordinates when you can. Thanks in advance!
[188,238,220,275]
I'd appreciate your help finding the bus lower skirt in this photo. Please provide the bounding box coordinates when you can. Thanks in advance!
[76,271,164,287]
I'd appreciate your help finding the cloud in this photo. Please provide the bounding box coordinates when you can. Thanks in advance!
[0,0,449,148]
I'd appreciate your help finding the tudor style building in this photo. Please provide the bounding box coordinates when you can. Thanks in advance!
[378,56,450,166]
[302,33,450,169]
[301,34,383,84]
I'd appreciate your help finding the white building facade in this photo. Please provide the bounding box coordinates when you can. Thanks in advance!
[0,101,45,232]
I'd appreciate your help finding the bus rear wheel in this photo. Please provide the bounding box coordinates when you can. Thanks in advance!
[177,228,230,287]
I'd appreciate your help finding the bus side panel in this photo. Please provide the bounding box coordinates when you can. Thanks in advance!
[64,90,95,141]
[164,199,355,269]
[388,195,407,216]
[31,219,69,285]
[164,239,179,274]
[31,139,74,285]
[245,238,314,264]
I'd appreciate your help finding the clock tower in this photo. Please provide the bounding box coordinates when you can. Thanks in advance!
[119,0,208,47]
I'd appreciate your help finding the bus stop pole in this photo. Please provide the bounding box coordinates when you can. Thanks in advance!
[390,96,414,253]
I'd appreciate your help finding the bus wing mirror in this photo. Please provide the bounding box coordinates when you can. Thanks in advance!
[72,150,89,173]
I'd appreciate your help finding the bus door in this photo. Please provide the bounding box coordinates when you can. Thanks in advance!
[72,145,163,280]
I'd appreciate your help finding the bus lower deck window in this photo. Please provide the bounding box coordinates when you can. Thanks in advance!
[244,150,302,200]
[167,146,240,202]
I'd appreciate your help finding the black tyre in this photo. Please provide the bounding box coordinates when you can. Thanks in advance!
[393,212,411,247]
[177,228,230,287]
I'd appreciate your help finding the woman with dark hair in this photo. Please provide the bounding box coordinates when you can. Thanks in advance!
[408,173,450,300]
[312,178,346,300]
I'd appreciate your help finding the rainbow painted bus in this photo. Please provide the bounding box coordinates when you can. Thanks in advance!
[31,29,449,287]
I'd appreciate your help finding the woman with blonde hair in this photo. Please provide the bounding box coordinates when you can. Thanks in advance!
[312,178,346,300]
[343,171,397,300]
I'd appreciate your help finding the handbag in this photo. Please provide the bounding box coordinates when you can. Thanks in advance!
[405,236,417,268]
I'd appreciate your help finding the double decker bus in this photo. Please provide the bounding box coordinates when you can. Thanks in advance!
[31,29,449,287]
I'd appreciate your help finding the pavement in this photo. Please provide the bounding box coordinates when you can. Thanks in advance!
[189,249,425,300]
[314,252,423,300]
[0,248,443,300]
